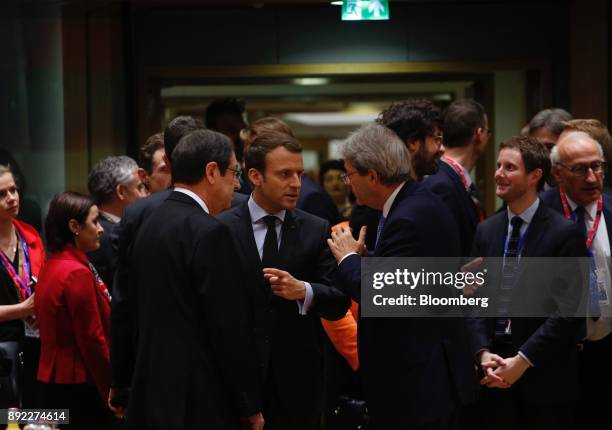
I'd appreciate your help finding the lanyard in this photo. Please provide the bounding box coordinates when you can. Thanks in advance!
[0,228,32,301]
[559,189,602,250]
[442,157,485,223]
[88,262,111,303]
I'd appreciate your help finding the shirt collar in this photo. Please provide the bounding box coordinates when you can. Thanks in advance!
[565,194,598,221]
[173,187,209,214]
[507,197,540,225]
[443,156,473,187]
[99,210,120,224]
[382,181,407,218]
[248,194,286,224]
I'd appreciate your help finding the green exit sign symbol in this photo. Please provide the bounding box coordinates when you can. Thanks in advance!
[342,0,390,21]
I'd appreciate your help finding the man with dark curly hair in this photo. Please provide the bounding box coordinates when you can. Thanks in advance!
[377,98,445,180]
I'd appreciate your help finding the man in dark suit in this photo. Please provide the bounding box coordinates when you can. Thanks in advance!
[423,99,490,257]
[542,131,612,430]
[377,98,445,181]
[217,130,350,430]
[469,135,587,430]
[328,123,477,430]
[109,117,246,417]
[87,155,147,286]
[120,130,263,429]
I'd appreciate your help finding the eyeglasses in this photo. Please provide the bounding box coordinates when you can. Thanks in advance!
[227,166,243,179]
[432,133,444,144]
[556,161,607,177]
[341,171,358,185]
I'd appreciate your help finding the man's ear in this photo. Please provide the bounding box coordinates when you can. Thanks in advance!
[137,168,148,183]
[529,168,543,188]
[405,139,421,157]
[368,169,378,183]
[248,168,263,187]
[551,164,562,184]
[115,183,126,202]
[204,161,218,184]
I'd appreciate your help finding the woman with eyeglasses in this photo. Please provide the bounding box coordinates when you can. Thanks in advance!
[0,164,45,409]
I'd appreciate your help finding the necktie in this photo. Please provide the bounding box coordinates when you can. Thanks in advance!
[496,216,523,338]
[574,206,601,320]
[375,215,386,249]
[262,215,280,269]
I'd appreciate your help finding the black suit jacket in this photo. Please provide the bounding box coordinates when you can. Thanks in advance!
[297,175,340,227]
[423,161,480,257]
[87,216,119,287]
[217,202,349,430]
[125,192,261,429]
[110,188,249,390]
[335,181,478,429]
[468,202,587,404]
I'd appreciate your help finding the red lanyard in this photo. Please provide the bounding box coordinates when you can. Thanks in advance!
[559,188,602,250]
[442,156,485,223]
[0,229,32,301]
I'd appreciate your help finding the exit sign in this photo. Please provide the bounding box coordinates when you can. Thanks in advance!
[342,0,390,21]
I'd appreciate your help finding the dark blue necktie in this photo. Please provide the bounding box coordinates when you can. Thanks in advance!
[262,215,280,269]
[495,216,523,338]
[375,215,386,249]
[574,206,601,320]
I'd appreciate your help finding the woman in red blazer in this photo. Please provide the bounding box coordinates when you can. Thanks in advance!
[35,192,111,429]
[0,165,45,408]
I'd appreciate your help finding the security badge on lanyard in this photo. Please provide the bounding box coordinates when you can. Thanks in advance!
[560,189,610,306]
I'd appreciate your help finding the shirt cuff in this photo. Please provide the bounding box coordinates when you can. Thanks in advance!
[518,351,534,367]
[339,252,359,266]
[297,282,313,315]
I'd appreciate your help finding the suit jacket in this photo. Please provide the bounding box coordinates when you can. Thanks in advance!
[423,161,480,257]
[541,187,612,250]
[217,202,350,430]
[87,215,119,288]
[335,181,478,429]
[126,192,261,429]
[110,188,247,390]
[36,245,111,401]
[468,202,587,404]
[297,175,340,227]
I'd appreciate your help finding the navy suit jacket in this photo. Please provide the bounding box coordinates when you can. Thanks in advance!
[468,202,587,404]
[423,161,479,257]
[335,181,478,428]
[297,175,340,227]
[541,187,612,250]
[87,216,120,288]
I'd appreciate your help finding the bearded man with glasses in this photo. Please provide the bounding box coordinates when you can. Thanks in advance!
[542,130,612,430]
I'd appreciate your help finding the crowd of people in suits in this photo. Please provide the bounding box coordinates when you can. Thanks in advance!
[0,95,611,430]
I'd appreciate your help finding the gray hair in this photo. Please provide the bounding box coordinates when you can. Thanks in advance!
[551,131,603,163]
[341,123,411,185]
[528,108,573,136]
[88,155,139,205]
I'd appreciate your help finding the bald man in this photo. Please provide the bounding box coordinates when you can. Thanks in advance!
[541,131,612,430]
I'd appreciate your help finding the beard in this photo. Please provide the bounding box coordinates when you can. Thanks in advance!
[413,147,441,180]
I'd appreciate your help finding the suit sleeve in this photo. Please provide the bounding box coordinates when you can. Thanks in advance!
[196,223,262,417]
[466,225,494,357]
[110,212,136,388]
[64,268,111,401]
[519,223,587,366]
[308,220,351,320]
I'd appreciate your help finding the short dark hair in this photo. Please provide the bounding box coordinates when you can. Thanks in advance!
[500,135,550,191]
[528,108,573,137]
[205,98,245,130]
[442,99,486,148]
[139,133,164,174]
[376,99,441,144]
[319,159,345,185]
[245,131,302,173]
[171,129,233,185]
[240,117,294,150]
[45,192,94,253]
[164,116,204,159]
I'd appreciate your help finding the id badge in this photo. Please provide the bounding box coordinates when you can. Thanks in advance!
[595,267,610,306]
[24,316,39,338]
